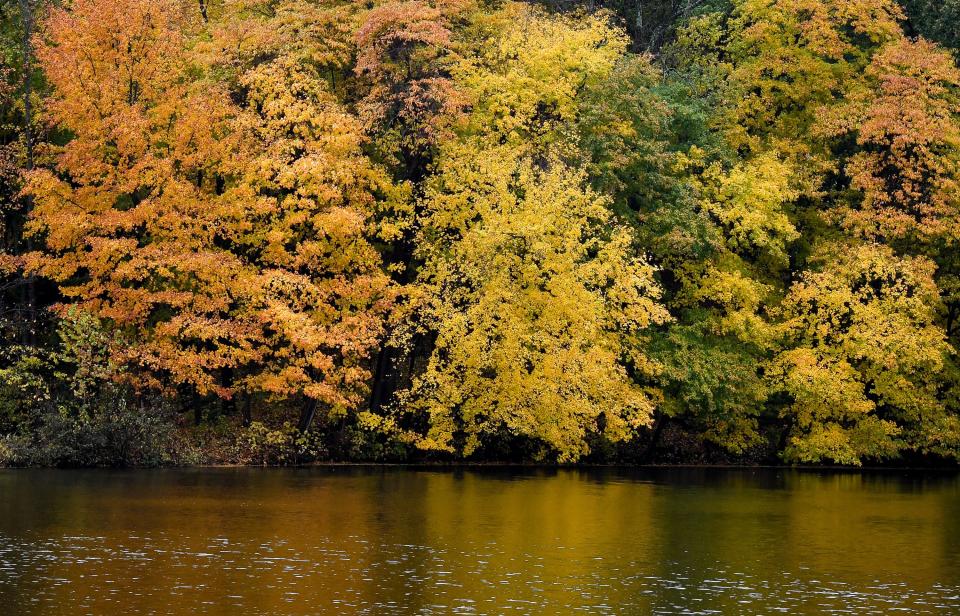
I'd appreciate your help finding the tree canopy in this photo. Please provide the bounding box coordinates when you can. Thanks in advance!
[1,0,959,466]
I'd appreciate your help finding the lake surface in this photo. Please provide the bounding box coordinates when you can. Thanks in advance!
[0,468,958,614]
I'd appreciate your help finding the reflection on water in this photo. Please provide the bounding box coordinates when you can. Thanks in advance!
[0,468,958,614]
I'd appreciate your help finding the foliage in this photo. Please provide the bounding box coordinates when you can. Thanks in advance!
[818,38,960,244]
[769,244,954,464]
[901,0,960,51]
[354,0,467,174]
[371,7,670,462]
[0,310,178,467]
[25,0,398,431]
[395,156,669,461]
[237,421,326,465]
[0,0,959,466]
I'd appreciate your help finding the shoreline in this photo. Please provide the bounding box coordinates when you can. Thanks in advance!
[4,462,958,472]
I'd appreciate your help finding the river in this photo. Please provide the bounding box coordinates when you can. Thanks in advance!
[0,467,958,614]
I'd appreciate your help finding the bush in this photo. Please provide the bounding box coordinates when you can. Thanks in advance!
[0,309,179,467]
[236,421,327,465]
[2,400,178,467]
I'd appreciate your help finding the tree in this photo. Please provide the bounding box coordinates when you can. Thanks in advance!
[28,0,397,431]
[574,38,797,455]
[26,0,263,398]
[643,150,798,454]
[365,5,670,461]
[390,152,669,461]
[769,243,956,464]
[817,36,960,379]
[0,62,27,336]
[229,55,397,427]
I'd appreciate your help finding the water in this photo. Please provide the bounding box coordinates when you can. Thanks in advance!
[0,468,958,614]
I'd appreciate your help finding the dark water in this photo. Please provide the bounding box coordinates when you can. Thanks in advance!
[0,468,959,614]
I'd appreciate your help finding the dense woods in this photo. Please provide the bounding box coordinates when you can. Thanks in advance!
[0,0,958,466]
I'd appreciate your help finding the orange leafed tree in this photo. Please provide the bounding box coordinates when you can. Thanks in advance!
[27,0,396,426]
[819,38,960,243]
[354,0,467,174]
[230,55,397,421]
[26,0,263,398]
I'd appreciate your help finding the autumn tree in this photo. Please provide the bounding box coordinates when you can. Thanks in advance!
[26,0,263,399]
[227,55,398,429]
[27,0,398,433]
[769,243,957,464]
[385,156,668,461]
[354,0,467,177]
[573,26,801,454]
[646,150,800,452]
[362,5,670,461]
[814,38,960,344]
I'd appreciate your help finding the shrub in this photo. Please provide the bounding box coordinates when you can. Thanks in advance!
[237,421,327,465]
[0,309,179,467]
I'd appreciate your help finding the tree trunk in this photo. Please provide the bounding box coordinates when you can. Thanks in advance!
[19,0,36,346]
[242,395,252,427]
[298,398,318,433]
[641,413,668,462]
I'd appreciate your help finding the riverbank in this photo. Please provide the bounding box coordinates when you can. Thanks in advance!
[3,403,958,469]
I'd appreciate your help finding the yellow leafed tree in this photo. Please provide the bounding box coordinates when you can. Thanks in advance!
[769,243,956,464]
[366,5,670,461]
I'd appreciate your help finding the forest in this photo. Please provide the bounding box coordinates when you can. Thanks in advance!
[0,0,959,467]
